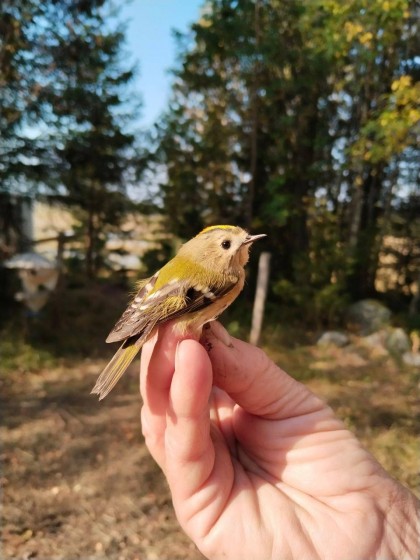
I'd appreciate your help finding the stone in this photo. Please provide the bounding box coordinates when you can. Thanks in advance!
[359,331,389,359]
[340,350,368,368]
[385,328,411,355]
[402,352,420,368]
[317,331,349,347]
[346,299,392,335]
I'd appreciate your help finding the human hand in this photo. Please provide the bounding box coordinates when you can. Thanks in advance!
[140,322,420,560]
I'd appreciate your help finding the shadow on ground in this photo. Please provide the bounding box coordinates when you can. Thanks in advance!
[1,360,205,560]
[1,335,419,559]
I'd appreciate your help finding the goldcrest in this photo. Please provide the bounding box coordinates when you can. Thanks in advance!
[92,225,266,399]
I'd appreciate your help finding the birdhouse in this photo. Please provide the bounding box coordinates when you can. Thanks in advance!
[4,252,59,313]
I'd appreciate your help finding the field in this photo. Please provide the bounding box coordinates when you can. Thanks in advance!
[1,324,419,560]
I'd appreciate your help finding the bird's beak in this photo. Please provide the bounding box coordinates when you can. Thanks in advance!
[242,233,267,245]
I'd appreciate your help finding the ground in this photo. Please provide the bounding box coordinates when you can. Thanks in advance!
[1,332,419,560]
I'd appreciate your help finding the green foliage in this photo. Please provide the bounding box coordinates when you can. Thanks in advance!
[140,239,175,277]
[273,278,350,327]
[0,336,56,375]
[154,0,419,313]
[0,0,144,277]
[2,0,419,329]
[352,76,420,165]
[1,282,127,359]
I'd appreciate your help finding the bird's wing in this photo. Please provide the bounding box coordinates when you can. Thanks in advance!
[106,273,159,343]
[106,270,239,344]
[94,273,238,400]
[91,342,140,400]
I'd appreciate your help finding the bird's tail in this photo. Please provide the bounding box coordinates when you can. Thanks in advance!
[91,343,140,400]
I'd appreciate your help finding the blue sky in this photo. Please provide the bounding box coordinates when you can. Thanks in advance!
[121,0,204,128]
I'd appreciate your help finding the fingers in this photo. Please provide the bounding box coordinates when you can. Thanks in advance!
[165,340,215,497]
[142,330,234,509]
[140,322,180,403]
[140,322,189,470]
[165,339,235,521]
[141,320,328,507]
[201,321,326,421]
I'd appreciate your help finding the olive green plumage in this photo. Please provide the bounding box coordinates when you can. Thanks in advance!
[91,225,265,400]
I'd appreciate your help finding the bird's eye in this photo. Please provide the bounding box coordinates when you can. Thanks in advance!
[221,239,231,250]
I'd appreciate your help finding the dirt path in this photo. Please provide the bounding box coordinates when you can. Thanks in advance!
[2,344,419,559]
[1,360,205,560]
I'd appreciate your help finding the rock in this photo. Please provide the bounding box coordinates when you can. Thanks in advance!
[317,331,349,347]
[402,352,420,368]
[358,331,389,359]
[385,328,411,355]
[346,299,392,335]
[361,331,386,348]
[340,350,368,367]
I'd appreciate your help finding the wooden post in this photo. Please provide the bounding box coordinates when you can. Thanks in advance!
[250,252,271,346]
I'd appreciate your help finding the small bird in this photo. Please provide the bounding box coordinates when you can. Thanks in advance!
[92,225,266,399]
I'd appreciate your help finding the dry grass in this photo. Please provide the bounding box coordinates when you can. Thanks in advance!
[1,322,419,559]
[264,334,420,494]
[1,360,204,560]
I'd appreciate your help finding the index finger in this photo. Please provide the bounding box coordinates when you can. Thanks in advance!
[140,322,192,470]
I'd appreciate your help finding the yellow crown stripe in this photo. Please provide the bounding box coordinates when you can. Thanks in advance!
[199,225,237,235]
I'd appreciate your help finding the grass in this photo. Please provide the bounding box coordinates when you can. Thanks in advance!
[1,289,419,497]
[260,323,420,495]
[1,304,419,559]
[0,337,58,376]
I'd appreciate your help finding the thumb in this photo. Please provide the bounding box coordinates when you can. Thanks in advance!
[201,322,323,420]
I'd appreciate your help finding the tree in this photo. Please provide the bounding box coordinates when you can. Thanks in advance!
[0,0,52,197]
[155,0,419,316]
[45,16,141,277]
[303,0,419,297]
[0,0,143,277]
[157,0,335,278]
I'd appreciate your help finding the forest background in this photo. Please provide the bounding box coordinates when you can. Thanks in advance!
[1,1,419,559]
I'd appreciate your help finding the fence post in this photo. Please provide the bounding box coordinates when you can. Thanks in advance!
[250,251,271,346]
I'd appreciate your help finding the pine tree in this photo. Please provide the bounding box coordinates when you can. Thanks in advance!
[0,0,143,277]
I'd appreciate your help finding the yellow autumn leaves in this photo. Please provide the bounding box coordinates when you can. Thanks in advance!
[352,76,420,164]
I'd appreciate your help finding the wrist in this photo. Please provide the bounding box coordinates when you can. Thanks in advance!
[375,478,420,560]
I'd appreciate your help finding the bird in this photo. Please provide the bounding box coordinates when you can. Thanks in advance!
[91,225,266,399]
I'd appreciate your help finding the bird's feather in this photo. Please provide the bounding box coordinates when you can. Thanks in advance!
[91,343,140,400]
[93,253,240,400]
[91,225,265,399]
[106,263,238,344]
[92,277,238,400]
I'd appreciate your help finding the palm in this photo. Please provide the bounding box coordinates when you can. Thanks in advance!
[180,386,384,560]
[140,323,416,560]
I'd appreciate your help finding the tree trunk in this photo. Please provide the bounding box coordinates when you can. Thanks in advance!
[348,183,363,250]
[348,166,385,298]
[250,252,271,346]
[86,204,95,280]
